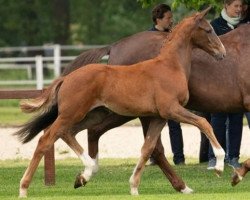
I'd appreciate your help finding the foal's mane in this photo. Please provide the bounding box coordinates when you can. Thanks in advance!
[161,12,202,48]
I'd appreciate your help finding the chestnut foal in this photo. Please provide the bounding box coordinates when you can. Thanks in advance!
[16,7,226,197]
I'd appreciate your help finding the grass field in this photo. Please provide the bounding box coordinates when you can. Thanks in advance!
[0,158,250,200]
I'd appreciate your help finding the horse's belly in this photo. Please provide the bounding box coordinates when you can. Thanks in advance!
[104,101,157,116]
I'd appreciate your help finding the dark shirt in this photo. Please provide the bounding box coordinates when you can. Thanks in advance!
[149,25,170,32]
[210,15,236,36]
[149,26,160,31]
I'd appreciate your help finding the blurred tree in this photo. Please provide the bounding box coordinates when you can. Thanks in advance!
[70,0,153,44]
[0,0,70,46]
[52,0,70,44]
[0,0,54,46]
[70,0,191,45]
[138,0,222,11]
[0,0,222,47]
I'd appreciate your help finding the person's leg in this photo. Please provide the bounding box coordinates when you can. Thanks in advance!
[227,113,243,168]
[168,120,185,165]
[245,112,250,128]
[208,113,227,169]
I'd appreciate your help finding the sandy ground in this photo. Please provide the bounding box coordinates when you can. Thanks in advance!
[1,125,250,161]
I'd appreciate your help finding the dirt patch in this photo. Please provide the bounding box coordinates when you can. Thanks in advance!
[0,125,250,161]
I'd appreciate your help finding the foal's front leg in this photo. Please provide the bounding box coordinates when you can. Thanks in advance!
[166,103,225,175]
[129,117,166,195]
[140,117,193,194]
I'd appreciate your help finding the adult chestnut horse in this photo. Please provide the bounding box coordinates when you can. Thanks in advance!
[16,8,226,197]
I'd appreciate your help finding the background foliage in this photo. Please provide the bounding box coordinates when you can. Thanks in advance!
[0,0,222,46]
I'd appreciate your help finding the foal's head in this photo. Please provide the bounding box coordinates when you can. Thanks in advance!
[190,7,226,60]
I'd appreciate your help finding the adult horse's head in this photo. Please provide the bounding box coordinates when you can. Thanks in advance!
[190,6,226,60]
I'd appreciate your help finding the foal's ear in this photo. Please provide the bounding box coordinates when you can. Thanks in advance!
[195,6,212,21]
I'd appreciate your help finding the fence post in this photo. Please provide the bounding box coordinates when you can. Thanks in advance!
[44,143,55,186]
[35,56,55,185]
[53,44,61,77]
[35,56,43,90]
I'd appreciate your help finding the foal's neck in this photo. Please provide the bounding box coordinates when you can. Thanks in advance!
[158,21,195,77]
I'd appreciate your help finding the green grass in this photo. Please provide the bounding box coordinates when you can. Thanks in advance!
[0,69,29,80]
[0,100,32,126]
[0,158,250,199]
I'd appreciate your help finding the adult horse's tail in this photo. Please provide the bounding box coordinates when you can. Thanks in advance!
[62,45,111,76]
[14,78,64,143]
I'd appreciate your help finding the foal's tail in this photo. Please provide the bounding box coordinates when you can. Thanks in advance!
[62,45,111,76]
[15,46,111,143]
[20,77,64,113]
[14,77,64,143]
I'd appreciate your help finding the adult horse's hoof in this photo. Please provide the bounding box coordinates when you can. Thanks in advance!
[74,173,87,189]
[231,170,243,186]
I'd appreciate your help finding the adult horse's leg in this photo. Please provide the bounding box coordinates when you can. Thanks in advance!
[166,103,225,175]
[88,113,135,158]
[231,159,250,186]
[140,117,193,193]
[129,117,166,195]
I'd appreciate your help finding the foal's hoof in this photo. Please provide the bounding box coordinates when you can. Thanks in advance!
[130,187,139,196]
[214,167,223,177]
[180,185,194,194]
[74,173,87,189]
[19,188,27,198]
[231,170,243,187]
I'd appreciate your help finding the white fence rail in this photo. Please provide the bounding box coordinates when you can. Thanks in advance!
[0,44,108,89]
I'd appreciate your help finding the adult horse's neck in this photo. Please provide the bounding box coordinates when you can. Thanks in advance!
[158,19,196,78]
[220,24,250,45]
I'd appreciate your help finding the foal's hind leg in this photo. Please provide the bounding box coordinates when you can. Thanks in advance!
[129,117,166,195]
[166,104,225,175]
[19,119,62,197]
[61,133,97,188]
[140,117,193,194]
